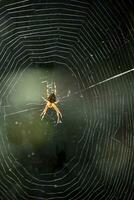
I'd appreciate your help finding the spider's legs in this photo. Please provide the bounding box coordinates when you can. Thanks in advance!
[54,82,57,96]
[41,112,46,120]
[52,103,62,123]
[56,112,61,123]
[40,105,48,120]
[59,111,62,119]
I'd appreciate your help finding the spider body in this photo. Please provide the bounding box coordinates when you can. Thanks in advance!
[47,93,56,103]
[40,93,62,123]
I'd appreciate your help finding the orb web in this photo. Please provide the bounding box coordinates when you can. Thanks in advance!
[0,0,134,199]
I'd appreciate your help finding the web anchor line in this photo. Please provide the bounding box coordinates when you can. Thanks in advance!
[61,68,134,101]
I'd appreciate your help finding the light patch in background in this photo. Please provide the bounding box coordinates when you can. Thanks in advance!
[3,62,86,174]
[9,68,45,106]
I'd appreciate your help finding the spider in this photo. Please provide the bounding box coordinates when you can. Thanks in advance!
[40,93,62,123]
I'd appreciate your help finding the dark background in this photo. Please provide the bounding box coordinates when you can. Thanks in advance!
[0,0,134,199]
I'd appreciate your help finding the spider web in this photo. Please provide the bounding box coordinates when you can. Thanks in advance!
[0,0,134,199]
